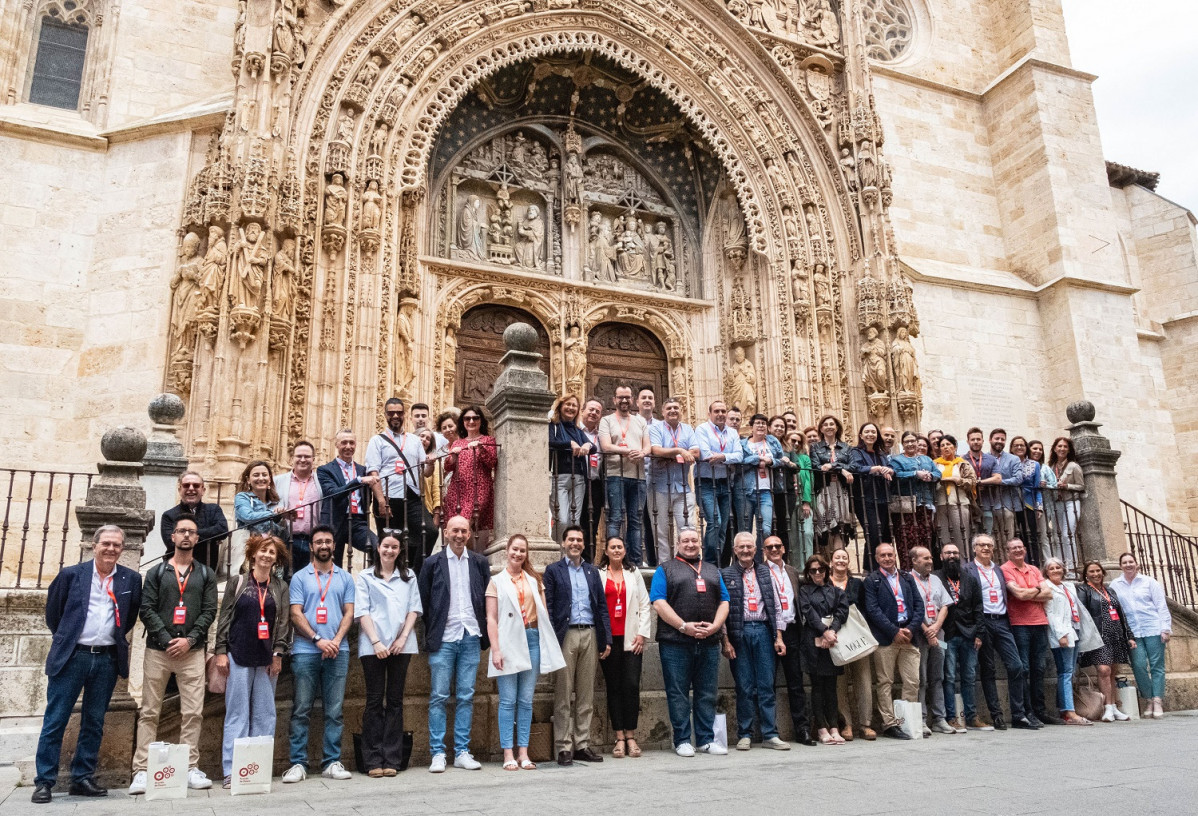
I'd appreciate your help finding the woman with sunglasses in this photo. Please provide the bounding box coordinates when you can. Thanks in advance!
[444,406,497,552]
[797,554,850,744]
[830,547,874,740]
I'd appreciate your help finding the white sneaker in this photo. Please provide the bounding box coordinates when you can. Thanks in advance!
[699,742,728,755]
[187,768,212,790]
[127,771,146,795]
[735,737,752,751]
[321,761,352,780]
[453,751,482,770]
[674,742,695,757]
[281,763,306,783]
[429,753,447,773]
[931,720,957,735]
[1112,706,1130,721]
[763,737,791,750]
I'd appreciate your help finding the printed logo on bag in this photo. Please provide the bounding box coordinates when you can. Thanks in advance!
[239,763,260,778]
[153,766,176,783]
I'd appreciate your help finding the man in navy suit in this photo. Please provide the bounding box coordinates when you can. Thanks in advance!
[544,525,612,766]
[863,542,924,740]
[32,525,142,804]
[316,429,379,567]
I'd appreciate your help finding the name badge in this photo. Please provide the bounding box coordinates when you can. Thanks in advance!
[589,453,600,468]
[315,605,328,625]
[1109,607,1119,621]
[780,596,789,611]
[989,590,999,604]
[614,599,625,619]
[676,454,685,464]
[258,619,271,640]
[896,596,905,614]
[927,605,936,619]
[394,462,405,474]
[748,598,758,613]
[295,506,305,519]
[695,577,707,593]
[173,605,187,625]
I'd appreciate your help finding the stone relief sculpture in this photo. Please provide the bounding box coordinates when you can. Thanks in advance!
[587,211,617,282]
[725,345,758,415]
[369,122,389,156]
[325,173,348,226]
[615,215,648,279]
[861,325,888,395]
[649,221,676,291]
[272,237,296,317]
[170,232,203,351]
[564,324,587,395]
[229,222,270,310]
[890,325,917,393]
[361,179,383,232]
[800,0,840,47]
[456,195,487,261]
[395,298,416,398]
[198,225,228,315]
[514,204,545,269]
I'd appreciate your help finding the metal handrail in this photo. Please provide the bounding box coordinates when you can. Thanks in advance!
[1122,499,1198,609]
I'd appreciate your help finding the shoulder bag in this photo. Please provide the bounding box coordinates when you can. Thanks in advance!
[830,604,879,666]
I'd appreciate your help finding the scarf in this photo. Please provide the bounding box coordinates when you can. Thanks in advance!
[934,455,963,499]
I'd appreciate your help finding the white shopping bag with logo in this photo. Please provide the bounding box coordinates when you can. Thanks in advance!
[145,742,189,800]
[894,700,925,740]
[231,736,274,795]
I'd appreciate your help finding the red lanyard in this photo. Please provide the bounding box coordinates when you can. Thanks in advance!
[315,568,333,606]
[915,574,936,611]
[978,564,999,590]
[1066,588,1079,622]
[676,556,703,576]
[174,564,191,599]
[615,415,630,445]
[255,578,269,622]
[744,567,758,598]
[885,570,905,610]
[103,575,121,629]
[669,424,681,448]
[947,578,961,601]
[710,423,727,452]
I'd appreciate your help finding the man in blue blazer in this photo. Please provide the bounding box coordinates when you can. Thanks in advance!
[32,525,143,804]
[863,542,924,740]
[544,525,612,766]
[316,429,379,567]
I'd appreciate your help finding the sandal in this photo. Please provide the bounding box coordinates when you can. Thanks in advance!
[626,739,642,758]
[611,739,626,759]
[503,760,519,771]
[519,759,537,770]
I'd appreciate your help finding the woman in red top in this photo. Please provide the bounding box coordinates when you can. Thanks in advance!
[596,536,652,758]
[443,406,498,552]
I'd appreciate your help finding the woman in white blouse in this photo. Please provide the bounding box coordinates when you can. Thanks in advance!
[354,533,422,776]
[486,534,566,770]
[597,536,652,758]
[1110,552,1172,718]
[1043,558,1091,725]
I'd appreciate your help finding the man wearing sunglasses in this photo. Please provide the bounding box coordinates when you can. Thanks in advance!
[762,535,814,745]
[365,397,434,573]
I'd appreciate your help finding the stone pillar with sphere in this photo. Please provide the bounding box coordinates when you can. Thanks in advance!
[485,322,559,567]
[1067,400,1126,570]
[142,393,189,566]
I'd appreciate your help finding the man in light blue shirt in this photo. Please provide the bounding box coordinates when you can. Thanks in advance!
[695,400,744,564]
[979,429,1023,551]
[649,397,700,564]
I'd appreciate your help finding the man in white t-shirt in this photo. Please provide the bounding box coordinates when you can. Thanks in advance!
[909,545,955,735]
[599,385,650,566]
[365,397,434,573]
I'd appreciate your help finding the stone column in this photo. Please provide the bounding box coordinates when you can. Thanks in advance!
[1068,400,1125,570]
[485,322,558,568]
[142,393,188,567]
[71,426,155,787]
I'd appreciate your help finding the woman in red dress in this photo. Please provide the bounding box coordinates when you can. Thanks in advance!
[444,405,498,552]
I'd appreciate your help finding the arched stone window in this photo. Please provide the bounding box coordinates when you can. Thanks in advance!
[861,0,915,63]
[12,0,104,114]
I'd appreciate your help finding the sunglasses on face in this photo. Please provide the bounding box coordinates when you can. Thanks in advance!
[808,566,826,574]
[764,544,784,551]
[464,416,480,422]
[385,410,403,416]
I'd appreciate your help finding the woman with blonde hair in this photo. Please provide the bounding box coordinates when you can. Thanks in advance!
[549,394,592,540]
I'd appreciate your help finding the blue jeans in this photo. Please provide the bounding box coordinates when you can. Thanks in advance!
[1052,645,1077,712]
[978,615,1027,721]
[605,476,647,566]
[697,478,731,565]
[289,649,349,769]
[942,635,978,720]
[745,488,773,549]
[1130,634,1167,699]
[35,650,118,787]
[427,634,481,757]
[1011,624,1049,719]
[497,629,540,750]
[729,622,779,739]
[659,641,721,747]
[730,471,751,534]
[222,654,278,776]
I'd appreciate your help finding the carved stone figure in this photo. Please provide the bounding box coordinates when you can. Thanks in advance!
[801,0,840,47]
[514,204,545,268]
[272,237,296,317]
[564,324,587,395]
[325,173,348,225]
[564,152,583,205]
[369,122,389,156]
[588,213,617,282]
[891,325,918,393]
[839,147,858,190]
[726,345,758,415]
[812,262,831,309]
[170,232,203,348]
[395,299,416,397]
[650,221,675,290]
[273,0,298,60]
[456,195,486,260]
[361,179,383,232]
[229,222,271,309]
[861,325,889,395]
[335,110,356,143]
[198,225,227,313]
[857,139,879,190]
[616,215,647,279]
[352,55,382,94]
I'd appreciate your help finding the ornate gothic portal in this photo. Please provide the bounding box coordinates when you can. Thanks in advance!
[162,0,924,476]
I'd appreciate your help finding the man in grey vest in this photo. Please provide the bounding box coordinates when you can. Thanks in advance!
[650,527,730,757]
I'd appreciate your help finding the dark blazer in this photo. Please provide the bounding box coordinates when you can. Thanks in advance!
[961,561,1009,615]
[543,558,613,652]
[1076,582,1134,646]
[418,546,490,652]
[937,567,983,642]
[45,561,142,678]
[161,501,229,568]
[797,581,850,676]
[316,458,373,531]
[863,568,925,646]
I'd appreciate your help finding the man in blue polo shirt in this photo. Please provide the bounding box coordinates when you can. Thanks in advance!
[283,525,356,783]
[649,397,700,564]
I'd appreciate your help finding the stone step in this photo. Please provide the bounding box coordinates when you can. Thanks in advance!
[0,717,42,766]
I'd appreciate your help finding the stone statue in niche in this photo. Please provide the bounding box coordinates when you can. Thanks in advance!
[456,194,487,261]
[649,222,676,291]
[861,325,889,395]
[728,276,754,343]
[198,225,228,313]
[488,184,515,263]
[351,55,382,95]
[170,232,203,350]
[800,0,840,47]
[615,215,647,279]
[564,153,584,206]
[564,324,587,396]
[839,148,857,190]
[369,122,389,156]
[361,179,383,232]
[335,110,356,143]
[725,345,758,415]
[395,299,416,398]
[272,0,298,61]
[229,222,271,309]
[325,173,348,226]
[812,262,831,309]
[272,237,296,317]
[891,325,918,394]
[857,140,879,190]
[514,204,545,269]
[587,212,617,282]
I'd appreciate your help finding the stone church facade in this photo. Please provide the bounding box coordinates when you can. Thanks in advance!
[1,0,1195,531]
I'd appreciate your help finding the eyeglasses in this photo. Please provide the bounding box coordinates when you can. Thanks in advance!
[763,544,784,551]
[385,410,403,417]
[463,416,481,422]
[175,529,198,537]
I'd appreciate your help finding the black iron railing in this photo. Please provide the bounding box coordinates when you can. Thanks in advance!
[1123,500,1198,610]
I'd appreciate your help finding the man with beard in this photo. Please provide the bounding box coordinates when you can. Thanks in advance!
[160,471,229,570]
[981,430,1023,554]
[937,543,989,732]
[284,526,356,783]
[909,545,954,736]
[365,398,434,573]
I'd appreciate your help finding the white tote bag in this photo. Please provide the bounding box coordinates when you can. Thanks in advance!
[894,700,925,740]
[1117,685,1142,721]
[712,713,728,751]
[231,736,275,796]
[830,605,880,666]
[145,742,189,801]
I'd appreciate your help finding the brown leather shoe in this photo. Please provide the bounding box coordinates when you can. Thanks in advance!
[556,751,574,767]
[573,747,604,763]
[860,726,877,741]
[841,725,853,742]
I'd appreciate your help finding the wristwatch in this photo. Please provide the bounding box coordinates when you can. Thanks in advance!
[312,634,321,645]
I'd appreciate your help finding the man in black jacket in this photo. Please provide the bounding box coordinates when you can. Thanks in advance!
[316,430,379,567]
[937,542,990,732]
[863,542,925,740]
[721,532,788,751]
[160,471,229,570]
[417,515,489,773]
[544,525,612,766]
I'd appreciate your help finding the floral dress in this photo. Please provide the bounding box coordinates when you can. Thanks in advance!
[443,436,498,530]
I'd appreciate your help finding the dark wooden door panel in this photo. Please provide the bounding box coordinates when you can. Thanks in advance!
[455,305,549,407]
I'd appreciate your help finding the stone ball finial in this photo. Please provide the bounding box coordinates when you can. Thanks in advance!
[148,393,186,426]
[504,321,538,353]
[101,426,148,463]
[1066,400,1096,424]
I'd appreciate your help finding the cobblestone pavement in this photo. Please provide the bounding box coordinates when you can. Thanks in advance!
[5,712,1197,815]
